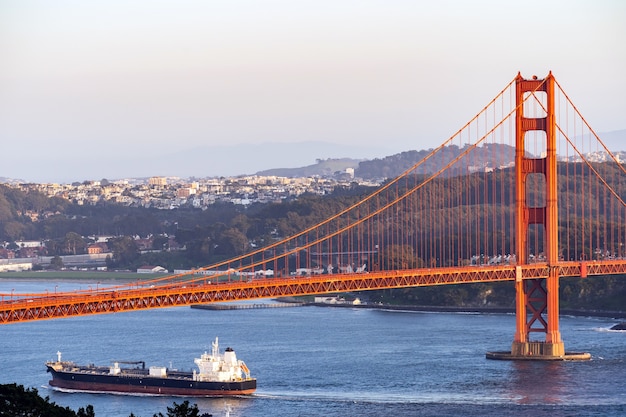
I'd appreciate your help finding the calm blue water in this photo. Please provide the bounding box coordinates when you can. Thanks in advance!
[1,279,625,417]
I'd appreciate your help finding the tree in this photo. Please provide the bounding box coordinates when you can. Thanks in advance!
[185,237,215,263]
[63,232,87,255]
[152,235,169,251]
[41,215,74,240]
[216,228,249,256]
[107,236,140,267]
[0,193,13,223]
[0,383,86,417]
[50,256,64,270]
[77,405,96,417]
[153,400,202,417]
[230,214,250,235]
[0,383,221,417]
[3,221,26,241]
[380,244,421,270]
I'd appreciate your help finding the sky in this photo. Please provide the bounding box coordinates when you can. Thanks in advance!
[1,0,625,183]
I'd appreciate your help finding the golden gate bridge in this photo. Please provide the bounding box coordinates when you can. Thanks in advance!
[2,72,626,360]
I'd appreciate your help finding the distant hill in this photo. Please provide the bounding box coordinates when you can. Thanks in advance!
[355,143,515,180]
[256,158,361,177]
[354,131,626,180]
[0,177,25,185]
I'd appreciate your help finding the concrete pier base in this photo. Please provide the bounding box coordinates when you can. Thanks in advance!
[486,341,591,361]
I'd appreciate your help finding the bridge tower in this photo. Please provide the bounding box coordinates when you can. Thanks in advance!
[512,72,563,357]
[488,72,589,360]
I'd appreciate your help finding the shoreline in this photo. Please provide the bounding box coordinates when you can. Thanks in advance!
[327,303,626,319]
[275,298,626,320]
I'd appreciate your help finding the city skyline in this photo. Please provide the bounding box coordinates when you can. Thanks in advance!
[1,0,625,183]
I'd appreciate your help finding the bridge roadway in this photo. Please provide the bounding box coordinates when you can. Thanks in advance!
[2,260,626,324]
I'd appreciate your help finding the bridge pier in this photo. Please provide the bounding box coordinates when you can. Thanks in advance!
[486,341,590,361]
[511,340,563,357]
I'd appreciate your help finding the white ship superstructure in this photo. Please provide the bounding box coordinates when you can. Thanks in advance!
[193,337,251,382]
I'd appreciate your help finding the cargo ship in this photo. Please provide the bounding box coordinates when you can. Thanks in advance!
[46,337,256,396]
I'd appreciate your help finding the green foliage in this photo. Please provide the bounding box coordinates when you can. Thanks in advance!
[0,184,70,241]
[0,383,84,417]
[106,236,140,267]
[50,255,64,270]
[152,235,169,250]
[371,285,497,307]
[368,277,626,312]
[153,400,202,417]
[0,384,212,417]
[355,144,514,180]
[217,228,250,256]
[77,405,96,417]
[560,275,626,310]
[3,220,27,241]
[132,251,194,271]
[380,244,422,270]
[62,232,87,255]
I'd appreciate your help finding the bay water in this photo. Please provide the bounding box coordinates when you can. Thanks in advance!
[1,278,625,417]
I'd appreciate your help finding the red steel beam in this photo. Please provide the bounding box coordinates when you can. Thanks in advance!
[2,261,626,324]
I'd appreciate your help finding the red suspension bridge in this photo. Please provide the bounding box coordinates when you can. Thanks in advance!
[2,72,626,360]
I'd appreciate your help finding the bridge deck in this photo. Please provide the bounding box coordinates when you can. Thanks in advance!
[2,261,625,324]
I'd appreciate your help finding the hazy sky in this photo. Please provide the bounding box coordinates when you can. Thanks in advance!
[1,0,625,183]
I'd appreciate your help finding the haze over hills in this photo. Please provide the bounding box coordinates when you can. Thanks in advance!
[1,130,624,184]
[594,130,626,151]
[1,141,397,184]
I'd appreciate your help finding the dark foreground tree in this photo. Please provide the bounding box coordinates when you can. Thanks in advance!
[0,383,216,417]
[152,400,211,417]
[0,383,88,417]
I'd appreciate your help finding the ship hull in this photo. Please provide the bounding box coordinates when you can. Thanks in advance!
[47,366,256,396]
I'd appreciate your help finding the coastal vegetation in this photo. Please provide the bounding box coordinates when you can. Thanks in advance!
[0,383,209,417]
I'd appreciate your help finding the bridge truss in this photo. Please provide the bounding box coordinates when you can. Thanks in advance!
[2,260,626,324]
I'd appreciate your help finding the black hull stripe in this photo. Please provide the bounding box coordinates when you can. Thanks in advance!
[47,368,256,396]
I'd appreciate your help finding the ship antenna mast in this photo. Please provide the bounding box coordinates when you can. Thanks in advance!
[212,337,219,357]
